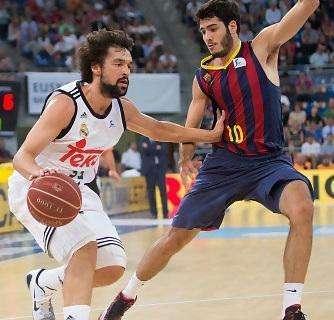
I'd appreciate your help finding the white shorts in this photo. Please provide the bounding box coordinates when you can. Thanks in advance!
[8,172,126,269]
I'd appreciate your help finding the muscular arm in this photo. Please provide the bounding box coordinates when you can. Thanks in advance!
[13,94,74,179]
[121,85,220,143]
[180,77,210,162]
[253,0,319,56]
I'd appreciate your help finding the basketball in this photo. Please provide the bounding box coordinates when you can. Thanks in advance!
[27,172,82,227]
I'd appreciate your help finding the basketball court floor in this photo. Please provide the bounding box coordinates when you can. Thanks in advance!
[1,202,334,320]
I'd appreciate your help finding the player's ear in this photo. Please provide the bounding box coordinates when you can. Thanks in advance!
[91,64,102,77]
[228,20,238,35]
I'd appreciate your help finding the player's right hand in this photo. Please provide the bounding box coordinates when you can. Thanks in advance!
[179,158,202,191]
[28,167,60,181]
[210,110,225,142]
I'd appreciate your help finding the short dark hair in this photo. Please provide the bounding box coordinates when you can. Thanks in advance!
[78,29,134,83]
[196,0,240,34]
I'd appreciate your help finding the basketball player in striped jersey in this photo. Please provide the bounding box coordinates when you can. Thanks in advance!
[103,1,319,319]
[7,29,224,320]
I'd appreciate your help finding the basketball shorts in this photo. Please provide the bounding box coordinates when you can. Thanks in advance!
[8,172,126,268]
[173,148,314,230]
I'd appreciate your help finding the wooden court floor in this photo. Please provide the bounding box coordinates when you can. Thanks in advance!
[1,206,334,320]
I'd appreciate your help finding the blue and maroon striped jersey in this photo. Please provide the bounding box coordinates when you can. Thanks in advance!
[196,41,284,156]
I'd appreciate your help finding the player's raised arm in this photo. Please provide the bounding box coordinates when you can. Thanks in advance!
[13,94,74,179]
[253,0,320,55]
[121,94,223,143]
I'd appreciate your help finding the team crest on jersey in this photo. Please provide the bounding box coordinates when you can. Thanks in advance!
[79,123,89,138]
[233,57,247,69]
[203,72,212,84]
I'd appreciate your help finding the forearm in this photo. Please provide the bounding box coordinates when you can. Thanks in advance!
[13,150,42,179]
[151,121,214,143]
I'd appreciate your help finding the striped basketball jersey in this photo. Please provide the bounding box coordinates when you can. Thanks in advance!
[196,41,284,156]
[11,80,126,186]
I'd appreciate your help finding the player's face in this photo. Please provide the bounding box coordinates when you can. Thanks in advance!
[99,47,132,98]
[199,17,233,57]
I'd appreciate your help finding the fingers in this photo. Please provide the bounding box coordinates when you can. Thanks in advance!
[29,168,60,181]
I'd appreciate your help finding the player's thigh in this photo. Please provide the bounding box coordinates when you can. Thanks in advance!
[279,180,314,223]
[81,209,126,269]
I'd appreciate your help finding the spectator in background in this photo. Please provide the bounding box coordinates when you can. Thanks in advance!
[186,0,201,27]
[304,121,323,143]
[239,23,254,42]
[309,43,330,67]
[288,103,306,128]
[317,155,334,169]
[265,0,282,25]
[140,137,169,219]
[121,142,141,172]
[293,153,312,170]
[300,22,319,56]
[323,97,334,119]
[285,119,304,153]
[159,48,178,73]
[295,72,313,101]
[306,105,323,125]
[301,134,321,156]
[0,138,12,163]
[322,117,334,139]
[320,134,334,155]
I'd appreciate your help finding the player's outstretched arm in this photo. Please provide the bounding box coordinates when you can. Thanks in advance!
[121,92,224,143]
[13,94,75,180]
[253,0,320,55]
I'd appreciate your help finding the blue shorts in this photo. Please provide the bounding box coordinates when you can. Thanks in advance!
[172,148,314,230]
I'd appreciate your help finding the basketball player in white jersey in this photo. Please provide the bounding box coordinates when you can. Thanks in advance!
[7,29,224,320]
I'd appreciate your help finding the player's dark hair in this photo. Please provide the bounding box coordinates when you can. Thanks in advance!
[78,29,134,83]
[196,0,240,34]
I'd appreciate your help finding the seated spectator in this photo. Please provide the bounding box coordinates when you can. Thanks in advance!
[121,142,141,172]
[322,118,334,139]
[306,105,323,125]
[285,119,304,153]
[293,153,312,170]
[288,103,306,128]
[295,72,313,101]
[265,0,282,25]
[301,134,321,156]
[304,121,323,143]
[0,138,12,163]
[159,48,178,73]
[309,43,330,68]
[239,23,254,42]
[323,97,334,119]
[317,156,334,169]
[320,134,334,155]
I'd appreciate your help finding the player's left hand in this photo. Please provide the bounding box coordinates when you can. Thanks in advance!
[108,170,121,184]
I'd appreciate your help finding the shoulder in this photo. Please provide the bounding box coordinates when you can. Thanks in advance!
[44,93,76,118]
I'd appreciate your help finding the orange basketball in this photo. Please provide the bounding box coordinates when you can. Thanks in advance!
[27,172,82,227]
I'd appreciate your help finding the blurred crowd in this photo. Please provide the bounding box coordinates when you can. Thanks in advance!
[178,0,334,67]
[0,0,178,73]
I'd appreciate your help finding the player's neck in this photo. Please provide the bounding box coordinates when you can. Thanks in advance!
[82,82,113,115]
[216,38,241,65]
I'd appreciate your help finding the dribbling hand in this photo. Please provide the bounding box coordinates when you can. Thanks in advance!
[28,167,61,181]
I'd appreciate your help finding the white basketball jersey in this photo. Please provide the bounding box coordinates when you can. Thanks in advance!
[17,80,126,185]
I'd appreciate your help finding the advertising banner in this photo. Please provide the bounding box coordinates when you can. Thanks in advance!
[26,72,180,115]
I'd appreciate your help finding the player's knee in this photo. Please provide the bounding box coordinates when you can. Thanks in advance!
[74,241,98,267]
[287,200,314,227]
[95,266,125,286]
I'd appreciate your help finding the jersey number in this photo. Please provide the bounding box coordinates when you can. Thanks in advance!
[227,125,244,144]
[69,170,84,184]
